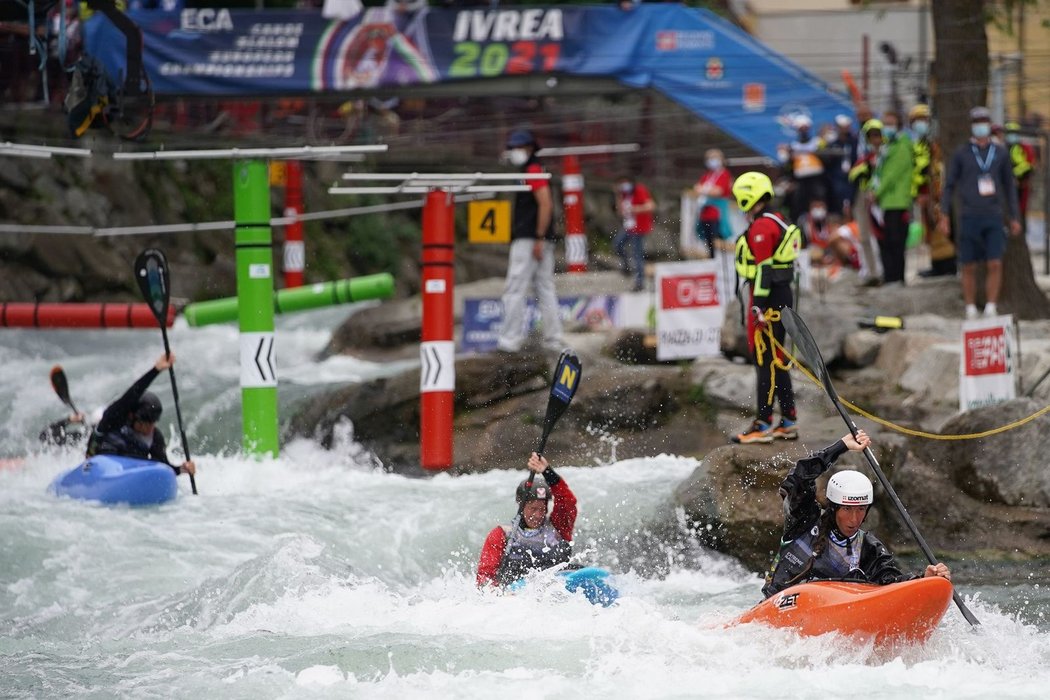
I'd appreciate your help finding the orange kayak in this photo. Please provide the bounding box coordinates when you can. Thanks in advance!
[731,577,954,645]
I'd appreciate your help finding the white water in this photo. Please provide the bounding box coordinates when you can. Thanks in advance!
[2,307,1048,698]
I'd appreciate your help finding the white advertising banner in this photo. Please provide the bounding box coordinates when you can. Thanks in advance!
[959,315,1017,410]
[655,260,726,361]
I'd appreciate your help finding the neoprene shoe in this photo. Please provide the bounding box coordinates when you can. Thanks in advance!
[771,419,798,440]
[730,420,773,444]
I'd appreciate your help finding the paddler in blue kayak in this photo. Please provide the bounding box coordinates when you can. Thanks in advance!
[476,452,577,588]
[762,429,950,598]
[85,353,196,479]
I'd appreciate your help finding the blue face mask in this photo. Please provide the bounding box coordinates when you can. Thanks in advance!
[972,123,991,139]
[882,126,897,139]
[912,120,929,137]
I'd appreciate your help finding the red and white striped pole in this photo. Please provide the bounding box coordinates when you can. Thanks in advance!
[420,189,456,470]
[562,154,587,272]
[283,160,305,288]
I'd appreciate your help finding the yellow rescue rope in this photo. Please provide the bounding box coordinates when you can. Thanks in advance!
[769,334,1050,440]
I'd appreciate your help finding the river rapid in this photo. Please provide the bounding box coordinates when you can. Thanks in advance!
[1,307,1048,699]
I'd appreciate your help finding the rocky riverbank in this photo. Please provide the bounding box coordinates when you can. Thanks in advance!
[290,267,1050,571]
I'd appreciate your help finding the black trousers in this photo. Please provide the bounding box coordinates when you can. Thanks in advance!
[880,209,908,283]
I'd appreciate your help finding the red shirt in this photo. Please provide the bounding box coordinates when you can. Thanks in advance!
[697,169,732,221]
[476,477,577,587]
[619,183,653,235]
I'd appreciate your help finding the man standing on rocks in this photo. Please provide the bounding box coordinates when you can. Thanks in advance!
[939,106,1021,319]
[496,128,565,353]
[730,172,800,444]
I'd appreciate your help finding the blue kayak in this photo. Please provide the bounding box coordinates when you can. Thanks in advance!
[560,567,619,607]
[49,455,178,506]
[510,566,620,607]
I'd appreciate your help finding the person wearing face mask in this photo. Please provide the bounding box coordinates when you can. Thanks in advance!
[871,110,914,285]
[909,104,956,278]
[694,148,734,257]
[939,106,1022,319]
[496,128,565,353]
[762,429,951,598]
[823,116,855,218]
[784,114,828,224]
[476,452,577,588]
[1005,121,1035,228]
[613,175,655,291]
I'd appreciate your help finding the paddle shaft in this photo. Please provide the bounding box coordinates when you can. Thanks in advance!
[159,326,196,496]
[830,398,980,627]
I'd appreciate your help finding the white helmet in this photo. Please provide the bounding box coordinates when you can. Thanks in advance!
[826,470,873,506]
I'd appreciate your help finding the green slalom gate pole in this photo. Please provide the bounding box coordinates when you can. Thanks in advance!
[234,159,279,457]
[183,274,395,327]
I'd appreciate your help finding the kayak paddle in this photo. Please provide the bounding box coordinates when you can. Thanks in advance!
[134,248,197,495]
[780,306,979,627]
[50,365,80,416]
[501,350,583,567]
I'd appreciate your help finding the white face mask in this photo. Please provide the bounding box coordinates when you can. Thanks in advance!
[507,149,529,166]
[823,132,838,144]
[618,183,633,193]
[811,207,827,220]
[972,123,991,139]
[705,158,722,170]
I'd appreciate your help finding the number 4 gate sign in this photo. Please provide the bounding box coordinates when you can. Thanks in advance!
[960,315,1018,410]
[655,260,726,361]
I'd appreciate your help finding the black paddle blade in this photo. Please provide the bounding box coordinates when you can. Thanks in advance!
[50,365,74,409]
[536,350,582,455]
[780,307,838,403]
[134,249,171,327]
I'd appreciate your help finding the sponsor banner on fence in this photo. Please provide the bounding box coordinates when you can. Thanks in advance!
[654,260,726,361]
[959,315,1017,410]
[462,295,619,353]
[83,5,849,157]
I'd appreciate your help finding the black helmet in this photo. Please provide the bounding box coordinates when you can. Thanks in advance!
[134,392,163,423]
[516,479,551,505]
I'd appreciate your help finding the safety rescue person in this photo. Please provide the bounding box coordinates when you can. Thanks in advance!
[731,171,800,444]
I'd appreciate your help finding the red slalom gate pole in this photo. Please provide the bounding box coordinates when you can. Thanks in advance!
[562,154,587,272]
[420,189,456,470]
[283,160,305,288]
[0,302,175,329]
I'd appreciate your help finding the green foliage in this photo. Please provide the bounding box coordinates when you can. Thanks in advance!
[327,195,421,277]
[682,382,718,423]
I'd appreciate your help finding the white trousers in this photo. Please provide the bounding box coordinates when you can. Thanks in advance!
[497,239,564,351]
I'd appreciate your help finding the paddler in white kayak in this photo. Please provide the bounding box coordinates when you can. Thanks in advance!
[85,353,196,479]
[762,429,950,598]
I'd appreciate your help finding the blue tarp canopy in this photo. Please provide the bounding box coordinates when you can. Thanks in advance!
[85,4,853,157]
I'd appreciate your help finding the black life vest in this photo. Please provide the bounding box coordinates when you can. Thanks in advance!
[496,521,571,586]
[763,520,866,598]
[87,424,158,461]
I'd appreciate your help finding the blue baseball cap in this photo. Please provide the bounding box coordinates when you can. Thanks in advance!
[506,129,538,148]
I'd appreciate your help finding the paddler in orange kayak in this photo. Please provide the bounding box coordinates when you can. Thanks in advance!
[762,430,951,598]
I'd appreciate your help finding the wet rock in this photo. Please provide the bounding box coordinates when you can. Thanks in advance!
[842,329,883,368]
[913,398,1050,507]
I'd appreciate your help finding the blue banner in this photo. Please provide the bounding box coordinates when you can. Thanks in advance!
[462,295,618,354]
[84,5,852,157]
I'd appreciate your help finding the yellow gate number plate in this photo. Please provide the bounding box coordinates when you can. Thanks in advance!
[468,200,511,243]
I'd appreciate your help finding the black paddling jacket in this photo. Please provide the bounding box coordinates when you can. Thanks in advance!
[762,440,916,598]
[86,368,177,472]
